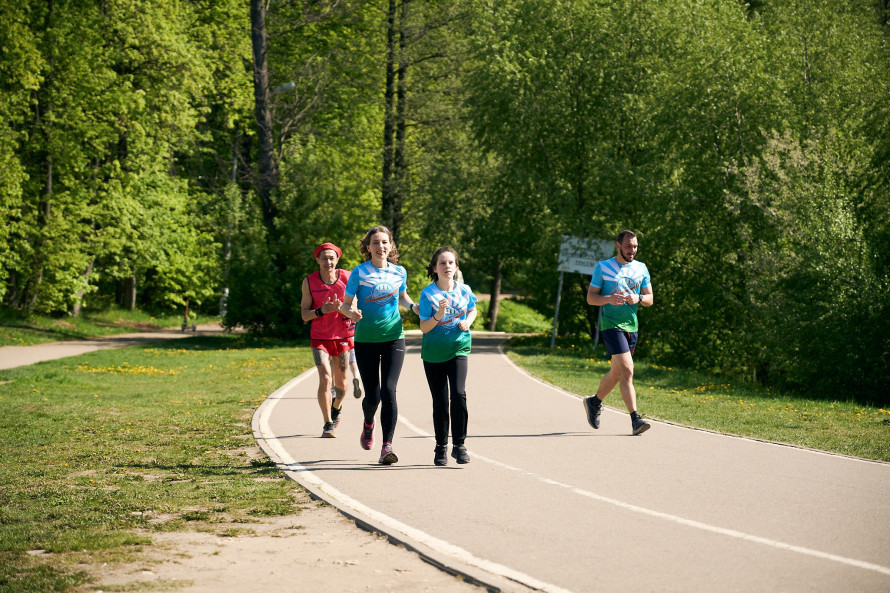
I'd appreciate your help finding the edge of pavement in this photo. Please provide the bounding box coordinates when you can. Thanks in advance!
[252,331,545,593]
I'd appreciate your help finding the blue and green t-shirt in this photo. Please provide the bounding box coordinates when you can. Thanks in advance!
[590,258,651,332]
[344,261,407,343]
[418,282,477,363]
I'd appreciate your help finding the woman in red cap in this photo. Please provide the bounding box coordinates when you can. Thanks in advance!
[300,242,356,437]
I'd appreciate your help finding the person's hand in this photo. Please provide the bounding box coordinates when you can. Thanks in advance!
[433,297,448,321]
[341,306,362,322]
[322,296,342,314]
[458,319,471,331]
[609,292,626,306]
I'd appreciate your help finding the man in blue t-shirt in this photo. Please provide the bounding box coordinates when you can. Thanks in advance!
[583,230,653,435]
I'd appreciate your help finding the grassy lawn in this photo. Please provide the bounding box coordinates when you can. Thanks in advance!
[0,334,314,592]
[505,335,890,463]
[0,306,197,347]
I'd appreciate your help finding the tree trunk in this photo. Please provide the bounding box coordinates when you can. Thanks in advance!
[70,259,94,317]
[487,258,503,331]
[123,275,137,311]
[381,0,398,232]
[250,0,279,232]
[390,0,408,244]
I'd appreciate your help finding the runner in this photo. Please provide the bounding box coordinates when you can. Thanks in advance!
[300,242,353,438]
[418,247,478,466]
[583,230,653,435]
[339,226,420,465]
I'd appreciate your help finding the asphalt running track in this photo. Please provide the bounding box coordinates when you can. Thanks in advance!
[253,332,890,593]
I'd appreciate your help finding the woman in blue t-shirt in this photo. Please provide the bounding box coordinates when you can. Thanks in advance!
[339,226,420,465]
[418,247,478,466]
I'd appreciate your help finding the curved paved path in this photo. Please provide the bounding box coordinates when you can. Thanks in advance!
[254,333,890,593]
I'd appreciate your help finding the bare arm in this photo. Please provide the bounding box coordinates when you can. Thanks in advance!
[301,277,342,322]
[398,291,421,318]
[338,294,362,322]
[419,297,446,334]
[300,278,316,322]
[587,285,625,306]
[588,284,652,307]
[458,306,477,332]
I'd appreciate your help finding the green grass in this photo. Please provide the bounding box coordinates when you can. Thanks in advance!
[0,335,314,592]
[505,335,890,462]
[0,306,197,347]
[473,298,551,333]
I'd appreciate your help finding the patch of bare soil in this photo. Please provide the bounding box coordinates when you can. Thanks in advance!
[78,490,486,593]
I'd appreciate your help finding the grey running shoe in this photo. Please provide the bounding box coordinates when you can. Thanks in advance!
[631,414,650,435]
[379,443,398,465]
[322,422,336,438]
[584,396,602,429]
[434,446,447,466]
[451,445,470,464]
[353,377,362,399]
[360,422,374,450]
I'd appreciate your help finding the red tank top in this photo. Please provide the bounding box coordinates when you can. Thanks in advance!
[307,270,355,340]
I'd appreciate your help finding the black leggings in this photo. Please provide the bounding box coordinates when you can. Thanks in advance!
[355,338,405,444]
[423,355,468,448]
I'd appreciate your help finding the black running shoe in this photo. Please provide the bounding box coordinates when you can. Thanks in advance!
[451,445,470,464]
[434,446,447,466]
[584,396,602,429]
[631,413,650,435]
[352,377,362,399]
[331,404,341,427]
[321,421,336,438]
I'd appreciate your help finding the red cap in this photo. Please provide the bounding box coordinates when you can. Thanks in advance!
[313,242,342,258]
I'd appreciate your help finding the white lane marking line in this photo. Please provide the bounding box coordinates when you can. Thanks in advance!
[253,371,573,593]
[414,348,890,578]
[258,362,890,582]
[458,444,890,577]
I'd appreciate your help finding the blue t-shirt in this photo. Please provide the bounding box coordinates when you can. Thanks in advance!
[344,261,407,342]
[590,258,651,332]
[418,282,477,363]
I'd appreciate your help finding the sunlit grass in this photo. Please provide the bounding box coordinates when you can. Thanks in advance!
[505,335,890,462]
[0,335,313,592]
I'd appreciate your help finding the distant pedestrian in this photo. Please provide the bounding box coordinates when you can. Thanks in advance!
[301,242,353,438]
[583,230,653,435]
[339,226,420,465]
[418,247,478,466]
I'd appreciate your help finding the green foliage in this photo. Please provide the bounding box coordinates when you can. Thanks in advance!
[3,0,232,317]
[2,0,888,401]
[474,298,550,334]
[466,0,889,403]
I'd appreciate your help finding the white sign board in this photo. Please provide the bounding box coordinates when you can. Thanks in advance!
[558,236,613,275]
